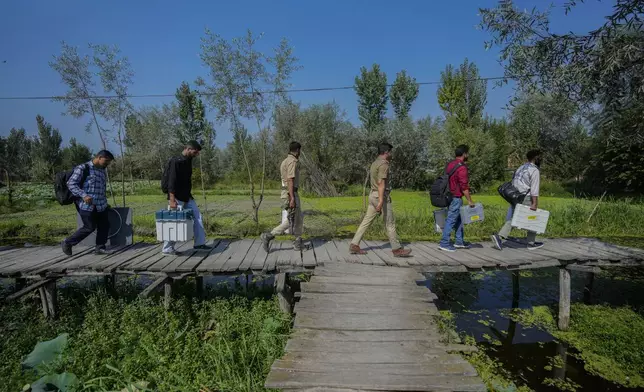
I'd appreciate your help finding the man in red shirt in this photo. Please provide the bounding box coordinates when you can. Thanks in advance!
[439,145,475,252]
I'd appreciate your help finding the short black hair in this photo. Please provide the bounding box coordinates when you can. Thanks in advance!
[455,144,469,157]
[96,150,115,160]
[186,140,202,151]
[527,149,541,161]
[289,141,301,153]
[378,142,393,155]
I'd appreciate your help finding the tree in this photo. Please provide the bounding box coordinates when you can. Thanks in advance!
[479,0,644,142]
[175,82,209,144]
[0,128,34,182]
[437,59,487,128]
[50,42,109,150]
[61,138,92,168]
[390,70,419,120]
[197,29,298,227]
[32,115,63,181]
[354,64,388,133]
[93,44,134,206]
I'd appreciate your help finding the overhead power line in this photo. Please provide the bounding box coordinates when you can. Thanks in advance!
[0,75,519,101]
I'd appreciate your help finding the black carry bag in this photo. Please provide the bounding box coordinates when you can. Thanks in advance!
[497,181,526,205]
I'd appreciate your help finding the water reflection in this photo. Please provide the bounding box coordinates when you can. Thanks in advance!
[425,267,644,392]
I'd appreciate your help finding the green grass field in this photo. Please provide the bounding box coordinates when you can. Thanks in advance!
[2,186,644,248]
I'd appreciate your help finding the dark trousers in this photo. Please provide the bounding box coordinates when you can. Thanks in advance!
[65,206,110,248]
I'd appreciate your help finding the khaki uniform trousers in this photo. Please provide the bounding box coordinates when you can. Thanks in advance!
[351,191,401,250]
[271,193,303,237]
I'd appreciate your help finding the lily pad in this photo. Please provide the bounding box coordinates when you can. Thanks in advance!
[22,334,69,371]
[29,372,79,392]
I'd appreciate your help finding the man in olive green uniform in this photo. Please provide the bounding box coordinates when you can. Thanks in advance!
[261,141,304,252]
[349,143,411,257]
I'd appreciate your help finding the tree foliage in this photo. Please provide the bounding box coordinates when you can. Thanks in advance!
[354,64,388,133]
[390,70,419,120]
[31,115,63,181]
[437,59,487,128]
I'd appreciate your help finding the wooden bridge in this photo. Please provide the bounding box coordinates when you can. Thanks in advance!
[2,237,643,391]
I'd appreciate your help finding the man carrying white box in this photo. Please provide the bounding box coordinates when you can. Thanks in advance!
[492,150,545,251]
[160,140,210,255]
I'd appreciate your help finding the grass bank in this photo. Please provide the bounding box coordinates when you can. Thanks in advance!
[0,278,290,392]
[2,186,644,248]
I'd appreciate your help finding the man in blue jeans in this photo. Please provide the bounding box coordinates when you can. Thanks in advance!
[439,145,475,252]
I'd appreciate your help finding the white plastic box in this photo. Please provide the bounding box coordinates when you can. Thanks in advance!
[155,207,195,242]
[511,204,550,234]
[460,202,484,225]
[433,209,447,233]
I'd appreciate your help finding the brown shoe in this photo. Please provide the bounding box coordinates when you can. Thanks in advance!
[349,244,367,255]
[393,248,412,258]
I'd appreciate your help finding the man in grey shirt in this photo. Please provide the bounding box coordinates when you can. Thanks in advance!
[492,150,544,250]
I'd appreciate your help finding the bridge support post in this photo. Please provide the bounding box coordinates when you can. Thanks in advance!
[558,268,571,331]
[103,273,116,296]
[583,271,594,305]
[195,276,203,299]
[274,273,293,314]
[164,280,173,309]
[39,281,58,320]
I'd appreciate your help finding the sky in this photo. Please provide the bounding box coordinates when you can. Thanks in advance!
[0,0,614,152]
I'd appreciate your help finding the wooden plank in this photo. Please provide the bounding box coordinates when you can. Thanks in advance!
[0,247,63,274]
[456,247,507,268]
[134,242,192,272]
[264,241,282,272]
[196,240,231,272]
[139,276,171,298]
[248,240,269,271]
[356,240,382,266]
[290,328,443,342]
[202,240,238,273]
[285,339,477,355]
[570,238,638,257]
[3,278,57,302]
[172,239,221,273]
[301,282,431,297]
[311,275,421,286]
[414,242,462,266]
[51,244,131,273]
[311,239,331,264]
[294,301,439,315]
[0,246,47,266]
[322,240,343,263]
[271,360,478,376]
[313,264,421,277]
[558,239,626,260]
[301,242,317,267]
[237,239,259,271]
[102,244,161,273]
[22,247,95,276]
[364,240,408,267]
[222,238,255,272]
[297,292,435,304]
[265,369,486,391]
[404,243,446,266]
[294,312,437,330]
[280,350,468,365]
[332,240,356,263]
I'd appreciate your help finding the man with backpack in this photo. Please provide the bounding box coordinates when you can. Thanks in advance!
[438,145,475,252]
[491,150,544,251]
[61,150,114,256]
[348,142,411,257]
[161,140,210,255]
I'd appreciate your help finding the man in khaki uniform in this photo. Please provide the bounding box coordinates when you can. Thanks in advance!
[349,143,411,257]
[261,141,304,252]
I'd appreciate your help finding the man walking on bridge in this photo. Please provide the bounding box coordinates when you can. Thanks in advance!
[491,150,544,251]
[161,140,210,255]
[61,150,114,256]
[349,143,411,257]
[261,141,305,252]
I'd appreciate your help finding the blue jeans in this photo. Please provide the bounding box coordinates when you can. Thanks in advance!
[440,198,464,247]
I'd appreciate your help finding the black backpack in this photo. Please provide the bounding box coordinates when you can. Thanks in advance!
[54,164,90,205]
[429,162,464,208]
[160,157,175,194]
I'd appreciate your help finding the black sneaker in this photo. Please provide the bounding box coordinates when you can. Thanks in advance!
[527,242,544,250]
[260,233,275,253]
[94,247,114,255]
[491,234,503,251]
[162,250,183,256]
[61,241,72,256]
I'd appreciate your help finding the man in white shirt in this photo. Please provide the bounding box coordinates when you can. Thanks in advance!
[492,150,544,250]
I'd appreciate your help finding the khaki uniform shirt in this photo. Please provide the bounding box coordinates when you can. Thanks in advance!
[370,158,390,192]
[280,153,300,199]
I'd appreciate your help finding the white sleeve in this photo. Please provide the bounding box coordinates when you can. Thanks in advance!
[530,169,540,197]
